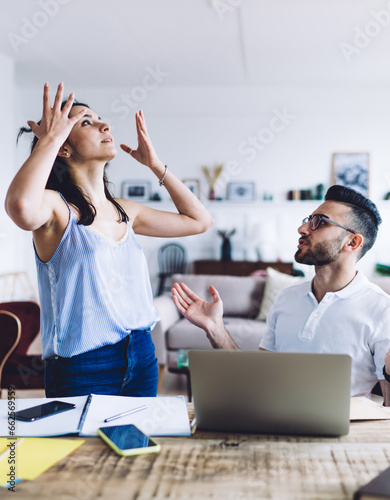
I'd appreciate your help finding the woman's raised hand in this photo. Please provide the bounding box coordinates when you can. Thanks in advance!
[120,110,162,169]
[27,82,87,145]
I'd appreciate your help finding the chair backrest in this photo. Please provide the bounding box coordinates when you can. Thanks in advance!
[0,302,40,355]
[0,311,21,391]
[158,243,187,275]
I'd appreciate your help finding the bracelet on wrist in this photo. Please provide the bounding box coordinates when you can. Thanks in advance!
[383,365,390,383]
[159,165,168,187]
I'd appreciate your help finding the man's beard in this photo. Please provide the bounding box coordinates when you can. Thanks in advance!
[294,235,345,266]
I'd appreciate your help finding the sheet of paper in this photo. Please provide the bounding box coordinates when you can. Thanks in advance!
[350,397,390,421]
[0,437,84,485]
[0,396,88,437]
[0,395,191,437]
[81,394,191,437]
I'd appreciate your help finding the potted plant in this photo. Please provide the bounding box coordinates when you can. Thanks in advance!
[202,164,224,200]
[218,229,236,261]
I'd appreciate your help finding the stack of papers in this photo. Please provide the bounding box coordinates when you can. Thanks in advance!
[350,397,390,420]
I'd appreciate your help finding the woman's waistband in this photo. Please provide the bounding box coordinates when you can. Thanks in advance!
[45,328,151,361]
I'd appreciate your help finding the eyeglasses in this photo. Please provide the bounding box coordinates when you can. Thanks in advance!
[302,214,357,234]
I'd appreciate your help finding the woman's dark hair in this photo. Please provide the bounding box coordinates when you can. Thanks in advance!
[325,185,381,259]
[17,99,129,226]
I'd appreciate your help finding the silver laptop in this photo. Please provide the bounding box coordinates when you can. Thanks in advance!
[189,350,351,436]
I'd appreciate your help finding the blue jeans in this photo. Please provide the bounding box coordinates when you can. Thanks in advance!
[44,330,158,398]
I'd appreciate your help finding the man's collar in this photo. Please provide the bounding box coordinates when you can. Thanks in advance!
[300,271,367,298]
[333,271,367,298]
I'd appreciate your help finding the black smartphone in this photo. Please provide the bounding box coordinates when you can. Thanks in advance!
[98,424,160,456]
[14,401,76,422]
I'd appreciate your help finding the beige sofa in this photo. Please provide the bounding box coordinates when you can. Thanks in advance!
[151,271,390,369]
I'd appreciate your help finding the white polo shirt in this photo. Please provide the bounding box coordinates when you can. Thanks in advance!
[260,271,390,397]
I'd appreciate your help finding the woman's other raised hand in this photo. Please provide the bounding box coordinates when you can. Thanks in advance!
[120,110,163,170]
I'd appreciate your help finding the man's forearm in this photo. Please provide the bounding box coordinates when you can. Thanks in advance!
[382,358,390,406]
[379,379,390,406]
[206,323,239,350]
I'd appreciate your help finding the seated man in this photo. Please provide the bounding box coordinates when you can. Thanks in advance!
[172,185,390,404]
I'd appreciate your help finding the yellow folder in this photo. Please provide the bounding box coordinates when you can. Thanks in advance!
[0,437,84,486]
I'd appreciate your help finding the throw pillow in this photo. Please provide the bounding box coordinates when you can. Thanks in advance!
[256,267,308,321]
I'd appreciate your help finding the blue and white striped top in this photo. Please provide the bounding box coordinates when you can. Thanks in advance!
[35,198,160,359]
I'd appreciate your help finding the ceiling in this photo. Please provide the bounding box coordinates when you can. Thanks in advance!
[1,0,390,88]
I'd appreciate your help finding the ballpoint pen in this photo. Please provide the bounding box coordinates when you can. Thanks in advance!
[191,417,197,435]
[103,404,148,423]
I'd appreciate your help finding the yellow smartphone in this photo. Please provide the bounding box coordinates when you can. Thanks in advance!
[97,424,161,457]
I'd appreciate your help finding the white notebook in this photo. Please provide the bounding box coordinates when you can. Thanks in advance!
[0,394,190,437]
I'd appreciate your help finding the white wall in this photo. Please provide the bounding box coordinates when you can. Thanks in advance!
[0,53,19,277]
[12,84,390,294]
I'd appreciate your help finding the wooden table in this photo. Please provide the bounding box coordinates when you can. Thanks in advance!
[10,408,390,500]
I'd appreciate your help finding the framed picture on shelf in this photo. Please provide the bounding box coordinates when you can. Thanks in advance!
[121,180,150,202]
[332,153,369,196]
[182,179,200,198]
[226,182,255,202]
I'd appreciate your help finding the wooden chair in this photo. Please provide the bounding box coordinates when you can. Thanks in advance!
[0,311,21,397]
[156,243,187,296]
[0,301,44,390]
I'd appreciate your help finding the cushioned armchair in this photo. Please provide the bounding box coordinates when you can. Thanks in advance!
[0,311,21,396]
[0,301,44,390]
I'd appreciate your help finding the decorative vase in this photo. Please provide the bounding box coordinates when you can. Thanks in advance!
[221,238,232,261]
[208,188,216,201]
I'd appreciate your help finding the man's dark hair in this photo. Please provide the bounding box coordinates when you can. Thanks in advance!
[17,99,128,226]
[325,185,381,259]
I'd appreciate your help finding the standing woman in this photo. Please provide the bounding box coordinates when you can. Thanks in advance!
[5,82,213,398]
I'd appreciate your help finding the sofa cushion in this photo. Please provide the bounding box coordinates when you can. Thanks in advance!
[166,317,267,351]
[256,267,309,321]
[171,274,266,318]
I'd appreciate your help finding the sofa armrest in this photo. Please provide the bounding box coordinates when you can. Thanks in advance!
[152,295,181,366]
